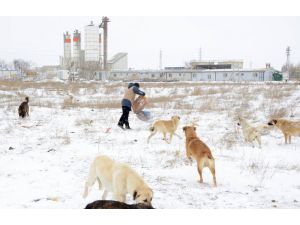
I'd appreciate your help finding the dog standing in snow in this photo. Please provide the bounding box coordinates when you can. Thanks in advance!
[183,126,217,187]
[18,97,29,118]
[147,116,181,144]
[83,155,153,207]
[268,118,300,144]
[237,117,269,148]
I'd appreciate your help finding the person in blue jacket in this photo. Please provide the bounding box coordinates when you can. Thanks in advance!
[118,83,145,129]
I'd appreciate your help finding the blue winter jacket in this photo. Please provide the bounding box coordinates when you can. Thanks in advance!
[121,83,145,109]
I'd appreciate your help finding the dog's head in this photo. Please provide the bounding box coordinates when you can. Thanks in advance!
[268,119,277,126]
[183,126,196,137]
[25,97,29,102]
[133,187,153,206]
[171,116,180,122]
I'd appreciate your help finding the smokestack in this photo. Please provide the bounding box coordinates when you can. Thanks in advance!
[100,17,110,71]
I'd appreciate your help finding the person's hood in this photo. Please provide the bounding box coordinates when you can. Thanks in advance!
[128,83,135,89]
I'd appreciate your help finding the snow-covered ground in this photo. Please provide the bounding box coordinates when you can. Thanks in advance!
[0,80,300,208]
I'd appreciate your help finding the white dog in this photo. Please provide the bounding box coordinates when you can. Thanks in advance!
[83,155,153,206]
[237,117,269,148]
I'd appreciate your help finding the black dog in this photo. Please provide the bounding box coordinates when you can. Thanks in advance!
[84,200,154,209]
[18,97,29,118]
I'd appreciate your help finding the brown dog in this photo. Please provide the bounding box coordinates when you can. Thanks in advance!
[18,97,29,118]
[147,116,180,144]
[268,118,300,144]
[183,126,217,186]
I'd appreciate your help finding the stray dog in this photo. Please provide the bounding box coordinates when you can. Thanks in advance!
[147,116,180,144]
[183,126,217,187]
[84,200,154,209]
[83,155,153,207]
[237,117,269,148]
[268,118,300,144]
[18,97,29,118]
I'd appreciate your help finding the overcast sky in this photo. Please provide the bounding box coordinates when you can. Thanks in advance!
[0,16,299,70]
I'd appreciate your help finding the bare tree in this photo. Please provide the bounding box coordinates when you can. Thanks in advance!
[0,59,9,69]
[282,63,300,79]
[13,59,31,75]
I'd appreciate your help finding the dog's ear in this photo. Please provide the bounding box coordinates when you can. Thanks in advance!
[183,126,187,131]
[273,119,277,124]
[133,190,137,200]
[193,127,196,131]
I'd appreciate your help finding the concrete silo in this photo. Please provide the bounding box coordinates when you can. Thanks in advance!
[63,31,71,69]
[72,30,81,68]
[84,21,100,63]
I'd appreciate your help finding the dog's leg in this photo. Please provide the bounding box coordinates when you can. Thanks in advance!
[284,133,288,144]
[208,160,217,187]
[147,130,157,144]
[197,160,204,183]
[163,132,168,143]
[289,135,291,144]
[97,178,102,190]
[102,190,108,200]
[82,164,97,198]
[256,136,261,148]
[168,133,173,144]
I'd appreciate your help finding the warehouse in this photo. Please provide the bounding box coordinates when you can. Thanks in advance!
[105,67,279,82]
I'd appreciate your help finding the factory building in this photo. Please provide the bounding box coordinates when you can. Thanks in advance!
[63,31,71,68]
[190,60,243,70]
[105,66,280,82]
[84,21,101,63]
[72,30,81,68]
[107,52,128,70]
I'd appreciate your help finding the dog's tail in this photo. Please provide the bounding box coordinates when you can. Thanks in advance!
[206,151,214,160]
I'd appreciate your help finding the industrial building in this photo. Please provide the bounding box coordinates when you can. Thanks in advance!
[190,60,243,70]
[107,52,128,70]
[104,66,279,82]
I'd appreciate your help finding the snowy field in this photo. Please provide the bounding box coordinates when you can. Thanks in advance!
[0,80,300,209]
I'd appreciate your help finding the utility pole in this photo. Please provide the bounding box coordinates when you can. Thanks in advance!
[199,47,202,61]
[286,46,291,70]
[100,16,110,71]
[159,49,162,70]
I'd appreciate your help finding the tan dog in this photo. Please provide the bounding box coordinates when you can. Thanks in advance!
[268,118,300,144]
[183,126,217,187]
[83,155,153,206]
[147,116,180,144]
[237,117,269,148]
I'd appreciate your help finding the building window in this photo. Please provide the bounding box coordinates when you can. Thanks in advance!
[179,73,181,76]
[253,72,258,77]
[241,73,244,76]
[160,74,163,78]
[151,74,155,78]
[169,74,172,78]
[223,73,227,77]
[208,74,211,79]
[114,74,117,77]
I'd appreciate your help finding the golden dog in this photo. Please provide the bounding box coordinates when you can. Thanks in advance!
[268,118,300,144]
[183,126,217,187]
[237,117,269,148]
[147,116,180,144]
[83,155,153,206]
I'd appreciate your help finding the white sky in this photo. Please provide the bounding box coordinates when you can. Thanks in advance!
[0,16,299,70]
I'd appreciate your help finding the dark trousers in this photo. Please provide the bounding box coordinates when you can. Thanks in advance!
[118,106,130,127]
